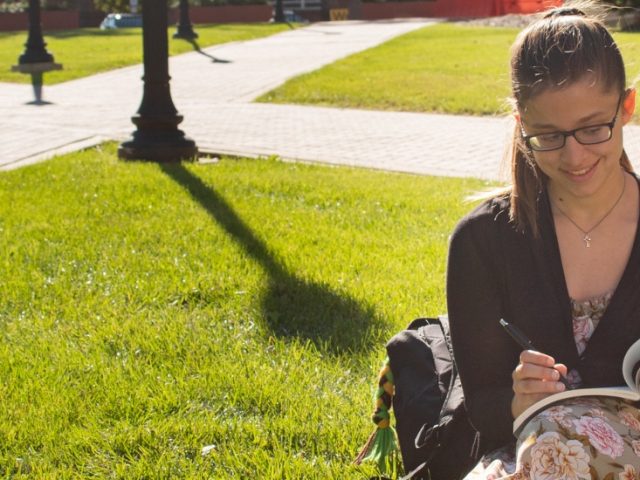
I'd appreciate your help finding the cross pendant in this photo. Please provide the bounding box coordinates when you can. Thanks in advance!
[583,234,592,248]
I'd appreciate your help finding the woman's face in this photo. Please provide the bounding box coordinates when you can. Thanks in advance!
[519,80,635,202]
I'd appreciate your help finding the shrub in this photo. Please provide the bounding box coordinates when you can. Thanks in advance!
[0,0,27,13]
[42,0,75,9]
[92,0,133,12]
[0,0,86,12]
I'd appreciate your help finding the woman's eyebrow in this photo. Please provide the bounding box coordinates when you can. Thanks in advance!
[527,110,610,130]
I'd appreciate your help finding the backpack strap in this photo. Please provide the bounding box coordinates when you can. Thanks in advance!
[414,314,457,451]
[413,314,483,478]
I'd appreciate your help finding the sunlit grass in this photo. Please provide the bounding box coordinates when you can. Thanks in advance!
[0,23,291,84]
[259,23,640,117]
[0,144,491,478]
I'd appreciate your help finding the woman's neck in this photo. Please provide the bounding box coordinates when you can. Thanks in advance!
[547,168,628,226]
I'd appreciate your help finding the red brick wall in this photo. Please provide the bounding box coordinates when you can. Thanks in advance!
[361,0,562,20]
[0,10,80,31]
[361,2,437,20]
[494,0,562,15]
[362,0,497,19]
[42,10,80,29]
[187,5,273,23]
[0,6,273,32]
[0,0,564,32]
[0,12,25,31]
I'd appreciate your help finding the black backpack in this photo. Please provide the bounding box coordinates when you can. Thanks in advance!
[386,316,484,480]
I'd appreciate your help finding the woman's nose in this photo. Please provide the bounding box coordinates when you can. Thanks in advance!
[560,134,587,165]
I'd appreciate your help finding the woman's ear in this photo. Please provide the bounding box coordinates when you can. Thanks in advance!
[622,88,636,125]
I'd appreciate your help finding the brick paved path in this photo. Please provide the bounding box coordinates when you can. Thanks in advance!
[2,19,640,179]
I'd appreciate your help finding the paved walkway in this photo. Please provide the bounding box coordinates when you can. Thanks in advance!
[2,19,640,179]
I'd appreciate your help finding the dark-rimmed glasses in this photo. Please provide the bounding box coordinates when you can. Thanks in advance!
[522,93,624,152]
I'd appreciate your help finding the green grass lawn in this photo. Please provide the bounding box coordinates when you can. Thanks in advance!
[0,145,489,478]
[259,23,640,116]
[0,23,291,84]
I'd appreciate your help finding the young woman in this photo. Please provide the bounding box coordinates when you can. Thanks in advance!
[448,3,640,478]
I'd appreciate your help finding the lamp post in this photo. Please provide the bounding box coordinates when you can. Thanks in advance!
[19,0,53,64]
[273,0,286,23]
[118,0,198,162]
[173,0,198,40]
[11,0,62,103]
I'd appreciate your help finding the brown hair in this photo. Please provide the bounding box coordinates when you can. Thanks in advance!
[508,3,633,235]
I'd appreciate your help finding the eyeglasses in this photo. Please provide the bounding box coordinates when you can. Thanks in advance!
[522,93,624,152]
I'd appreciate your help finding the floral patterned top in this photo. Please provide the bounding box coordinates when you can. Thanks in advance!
[572,291,613,355]
[566,291,614,388]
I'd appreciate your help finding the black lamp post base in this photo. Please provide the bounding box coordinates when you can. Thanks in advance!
[118,131,198,162]
[273,0,286,23]
[174,0,198,39]
[273,10,286,22]
[20,52,54,64]
[173,27,198,40]
[19,50,54,64]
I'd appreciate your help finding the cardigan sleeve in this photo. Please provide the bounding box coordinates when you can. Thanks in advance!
[447,203,519,445]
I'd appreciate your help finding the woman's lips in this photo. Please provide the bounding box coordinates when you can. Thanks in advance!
[562,159,599,181]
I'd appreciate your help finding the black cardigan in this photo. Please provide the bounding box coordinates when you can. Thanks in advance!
[446,182,640,445]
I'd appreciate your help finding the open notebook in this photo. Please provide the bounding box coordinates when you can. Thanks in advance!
[513,337,640,435]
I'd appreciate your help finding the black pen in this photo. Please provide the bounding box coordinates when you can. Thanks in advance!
[499,318,573,390]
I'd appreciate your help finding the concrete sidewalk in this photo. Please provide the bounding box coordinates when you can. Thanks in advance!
[2,19,640,179]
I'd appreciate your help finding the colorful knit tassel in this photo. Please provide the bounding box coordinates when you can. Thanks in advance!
[355,359,398,474]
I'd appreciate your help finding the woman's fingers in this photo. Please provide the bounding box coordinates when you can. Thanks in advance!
[554,363,568,377]
[514,360,559,382]
[513,351,559,381]
[511,350,568,418]
[519,349,555,368]
[513,378,566,394]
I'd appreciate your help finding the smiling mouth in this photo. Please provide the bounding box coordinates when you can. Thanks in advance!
[564,160,599,177]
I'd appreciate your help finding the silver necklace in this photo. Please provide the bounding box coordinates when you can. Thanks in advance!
[553,175,626,248]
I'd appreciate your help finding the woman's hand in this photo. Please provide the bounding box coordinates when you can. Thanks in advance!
[511,350,568,419]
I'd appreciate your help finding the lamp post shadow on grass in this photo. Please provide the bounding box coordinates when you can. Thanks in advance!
[179,38,232,64]
[160,163,383,355]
